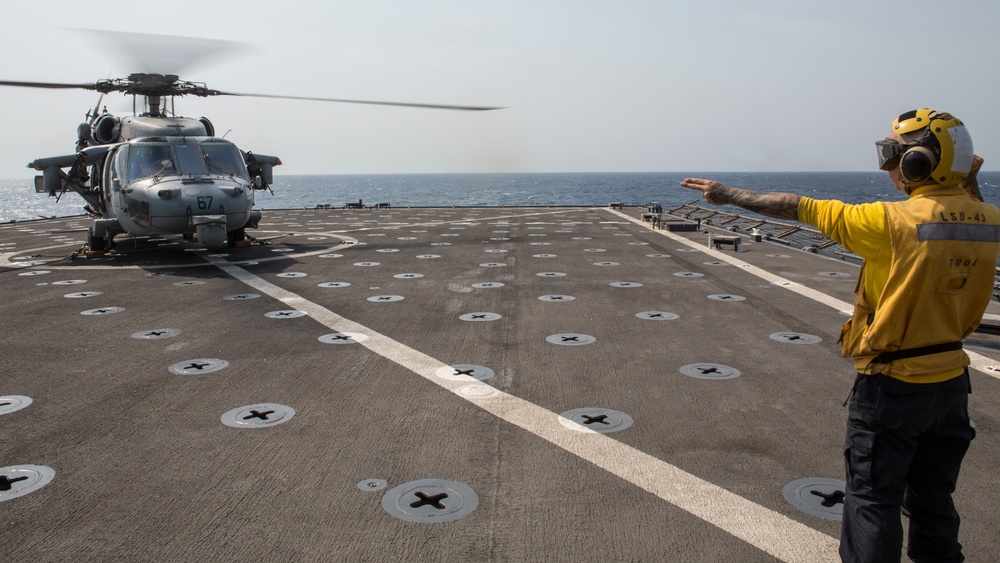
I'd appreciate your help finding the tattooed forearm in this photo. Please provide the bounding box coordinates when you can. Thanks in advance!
[707,184,801,220]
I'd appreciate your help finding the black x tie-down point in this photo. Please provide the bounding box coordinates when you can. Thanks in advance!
[0,475,29,492]
[243,409,275,421]
[810,489,845,507]
[582,414,610,425]
[411,491,449,509]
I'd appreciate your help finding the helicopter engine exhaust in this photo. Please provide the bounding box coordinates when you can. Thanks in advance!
[92,115,121,144]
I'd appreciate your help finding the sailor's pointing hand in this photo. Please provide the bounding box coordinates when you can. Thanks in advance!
[680,178,726,205]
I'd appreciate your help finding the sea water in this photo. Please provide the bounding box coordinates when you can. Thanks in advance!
[4,171,1000,223]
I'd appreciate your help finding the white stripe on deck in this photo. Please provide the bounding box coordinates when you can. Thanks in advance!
[205,252,840,563]
[609,208,1000,381]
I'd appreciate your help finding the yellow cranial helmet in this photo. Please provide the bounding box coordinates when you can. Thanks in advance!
[890,108,974,187]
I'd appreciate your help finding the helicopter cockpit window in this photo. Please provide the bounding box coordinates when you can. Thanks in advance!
[202,143,249,180]
[174,144,208,177]
[127,144,175,183]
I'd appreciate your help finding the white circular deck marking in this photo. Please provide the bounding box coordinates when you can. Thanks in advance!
[435,364,495,381]
[636,311,679,320]
[559,408,634,433]
[132,329,182,340]
[265,310,308,319]
[319,332,367,344]
[546,333,595,345]
[538,295,575,302]
[64,291,102,298]
[708,294,746,302]
[224,293,261,300]
[381,479,479,523]
[169,358,229,375]
[783,477,846,521]
[0,465,55,502]
[81,307,125,315]
[680,363,742,380]
[0,396,33,415]
[368,295,405,302]
[770,332,823,344]
[221,403,295,428]
[459,312,502,321]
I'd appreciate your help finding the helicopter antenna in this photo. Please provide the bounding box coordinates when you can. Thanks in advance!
[86,94,103,123]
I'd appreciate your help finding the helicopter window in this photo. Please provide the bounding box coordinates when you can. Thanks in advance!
[202,143,249,179]
[127,144,176,182]
[174,144,208,176]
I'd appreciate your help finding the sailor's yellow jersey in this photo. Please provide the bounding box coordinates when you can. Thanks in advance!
[799,186,1000,382]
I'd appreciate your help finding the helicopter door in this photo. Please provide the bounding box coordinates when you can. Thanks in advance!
[102,147,122,215]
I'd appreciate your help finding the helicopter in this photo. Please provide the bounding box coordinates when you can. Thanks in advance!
[0,36,502,255]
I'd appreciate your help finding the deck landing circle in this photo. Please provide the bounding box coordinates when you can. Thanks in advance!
[0,396,33,416]
[0,465,55,502]
[782,477,846,521]
[680,363,741,380]
[381,479,479,523]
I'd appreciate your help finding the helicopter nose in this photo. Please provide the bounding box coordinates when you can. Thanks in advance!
[192,216,228,250]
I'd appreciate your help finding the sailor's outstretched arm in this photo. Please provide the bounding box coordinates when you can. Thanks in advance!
[679,178,801,221]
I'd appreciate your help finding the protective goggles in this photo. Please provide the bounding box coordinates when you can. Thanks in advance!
[875,138,908,171]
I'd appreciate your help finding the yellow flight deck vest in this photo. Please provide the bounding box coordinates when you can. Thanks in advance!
[839,187,1000,381]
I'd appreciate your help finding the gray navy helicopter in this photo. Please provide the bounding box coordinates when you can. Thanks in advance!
[0,33,500,255]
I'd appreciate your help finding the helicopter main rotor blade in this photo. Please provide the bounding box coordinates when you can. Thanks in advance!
[70,29,250,76]
[218,90,504,111]
[0,79,98,91]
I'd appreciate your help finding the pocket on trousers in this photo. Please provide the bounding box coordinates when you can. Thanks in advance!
[844,427,875,496]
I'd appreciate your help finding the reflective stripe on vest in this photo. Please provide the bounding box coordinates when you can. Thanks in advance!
[917,222,1000,242]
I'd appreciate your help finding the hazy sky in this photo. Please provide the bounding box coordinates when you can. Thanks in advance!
[2,0,999,178]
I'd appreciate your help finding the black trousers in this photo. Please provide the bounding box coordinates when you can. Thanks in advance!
[840,370,974,563]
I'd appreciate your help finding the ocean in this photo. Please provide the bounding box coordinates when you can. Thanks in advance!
[4,171,1000,223]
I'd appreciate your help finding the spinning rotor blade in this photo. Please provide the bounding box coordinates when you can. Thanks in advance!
[217,90,504,111]
[0,79,98,91]
[71,29,249,76]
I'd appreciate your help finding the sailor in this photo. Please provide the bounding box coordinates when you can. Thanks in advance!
[679,109,1000,563]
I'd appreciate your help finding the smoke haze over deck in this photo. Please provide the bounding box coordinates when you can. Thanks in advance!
[1,0,999,179]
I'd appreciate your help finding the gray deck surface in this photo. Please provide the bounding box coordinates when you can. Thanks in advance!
[3,206,999,562]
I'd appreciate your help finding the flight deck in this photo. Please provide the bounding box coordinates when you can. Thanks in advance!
[3,206,999,562]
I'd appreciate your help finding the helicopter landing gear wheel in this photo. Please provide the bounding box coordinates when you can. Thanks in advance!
[85,228,108,257]
[228,225,252,248]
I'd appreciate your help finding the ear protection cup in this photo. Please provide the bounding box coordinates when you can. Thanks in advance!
[900,146,937,183]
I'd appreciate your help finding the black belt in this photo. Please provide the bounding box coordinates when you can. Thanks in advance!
[872,341,964,364]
